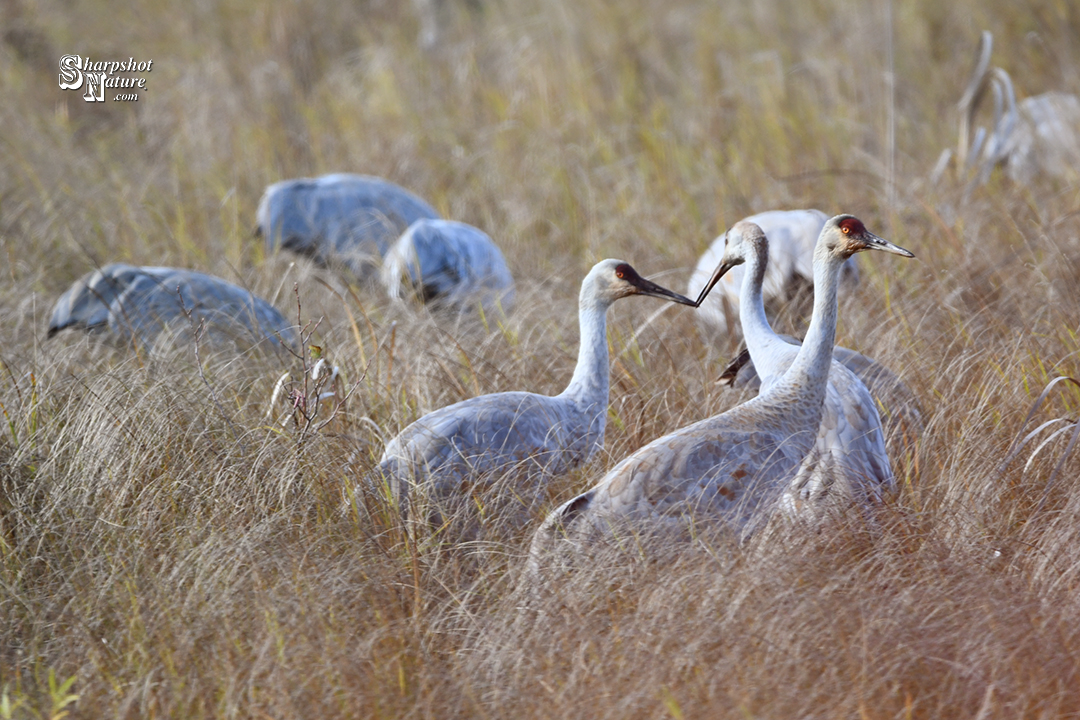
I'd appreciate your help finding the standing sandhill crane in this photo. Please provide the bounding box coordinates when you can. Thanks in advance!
[380,219,515,313]
[932,31,1080,186]
[256,173,440,279]
[48,264,297,350]
[719,336,924,454]
[530,216,913,560]
[686,209,859,337]
[692,221,896,514]
[376,259,695,504]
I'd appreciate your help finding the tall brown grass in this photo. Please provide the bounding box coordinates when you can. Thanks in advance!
[2,0,1080,716]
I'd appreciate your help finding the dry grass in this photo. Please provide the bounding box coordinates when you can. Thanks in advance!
[3,0,1080,716]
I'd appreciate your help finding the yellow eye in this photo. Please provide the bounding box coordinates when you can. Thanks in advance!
[616,271,624,278]
[841,226,850,234]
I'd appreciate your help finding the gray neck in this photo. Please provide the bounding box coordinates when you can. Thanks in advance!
[772,245,842,397]
[560,293,611,412]
[739,240,790,379]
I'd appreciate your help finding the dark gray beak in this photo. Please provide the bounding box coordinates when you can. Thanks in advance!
[863,231,915,258]
[623,267,696,306]
[693,259,739,307]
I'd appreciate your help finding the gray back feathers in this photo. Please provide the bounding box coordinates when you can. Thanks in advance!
[381,219,515,312]
[256,173,440,278]
[723,339,925,450]
[48,264,296,350]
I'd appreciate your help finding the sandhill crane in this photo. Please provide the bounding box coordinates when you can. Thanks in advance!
[376,259,695,505]
[381,219,515,313]
[719,336,924,453]
[932,31,1080,186]
[686,209,859,337]
[256,173,440,279]
[693,221,897,514]
[530,216,913,560]
[48,264,296,350]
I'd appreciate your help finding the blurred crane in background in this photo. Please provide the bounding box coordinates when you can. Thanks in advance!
[381,219,515,314]
[48,264,297,351]
[933,31,1080,187]
[256,173,440,279]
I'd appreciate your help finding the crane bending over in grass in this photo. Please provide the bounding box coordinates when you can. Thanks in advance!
[48,264,297,350]
[381,218,515,313]
[531,216,914,560]
[933,31,1080,186]
[256,173,440,279]
[686,209,859,338]
[376,259,695,504]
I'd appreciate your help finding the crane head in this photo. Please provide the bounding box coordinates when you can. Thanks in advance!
[47,263,144,337]
[826,216,914,259]
[588,259,695,306]
[692,221,769,308]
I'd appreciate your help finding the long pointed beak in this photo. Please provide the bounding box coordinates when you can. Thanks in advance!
[628,274,696,306]
[863,232,915,258]
[693,259,738,307]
